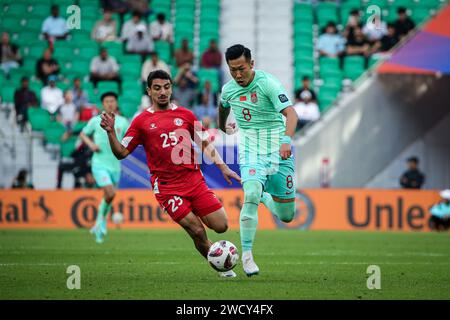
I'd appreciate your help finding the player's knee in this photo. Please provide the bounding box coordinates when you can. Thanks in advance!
[190,226,206,240]
[105,190,116,203]
[275,201,296,223]
[243,181,262,205]
[213,221,228,234]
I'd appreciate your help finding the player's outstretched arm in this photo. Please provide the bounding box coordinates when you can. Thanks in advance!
[201,139,241,185]
[100,111,130,160]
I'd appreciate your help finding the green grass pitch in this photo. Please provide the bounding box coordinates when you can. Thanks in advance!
[0,229,449,299]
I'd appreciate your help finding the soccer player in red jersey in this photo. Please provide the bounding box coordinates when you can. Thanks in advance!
[100,70,241,277]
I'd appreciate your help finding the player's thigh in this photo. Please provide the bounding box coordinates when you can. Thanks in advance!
[92,167,113,188]
[199,208,228,233]
[155,193,192,223]
[266,156,296,200]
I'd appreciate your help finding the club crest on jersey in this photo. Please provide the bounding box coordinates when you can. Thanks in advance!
[174,118,184,126]
[251,92,258,103]
[150,123,157,129]
[249,169,256,175]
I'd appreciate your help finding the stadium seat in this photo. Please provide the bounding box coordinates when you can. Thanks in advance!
[1,85,16,103]
[60,136,78,158]
[198,68,220,92]
[97,81,119,94]
[343,56,366,80]
[316,2,339,28]
[30,4,50,18]
[154,41,172,63]
[411,8,432,24]
[319,57,340,74]
[4,3,30,17]
[27,108,51,131]
[44,121,66,144]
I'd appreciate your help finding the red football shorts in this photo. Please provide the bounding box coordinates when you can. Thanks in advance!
[154,178,223,223]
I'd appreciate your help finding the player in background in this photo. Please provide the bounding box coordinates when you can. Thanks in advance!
[100,70,241,277]
[218,44,298,276]
[79,92,129,243]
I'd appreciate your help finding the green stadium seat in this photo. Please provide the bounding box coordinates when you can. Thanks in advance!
[1,85,16,103]
[321,75,343,91]
[30,4,50,18]
[60,136,78,158]
[319,57,340,70]
[102,42,124,59]
[72,121,88,134]
[174,32,194,49]
[97,81,119,94]
[61,60,91,79]
[2,17,25,33]
[343,56,366,80]
[197,68,220,92]
[318,88,339,113]
[44,121,66,144]
[28,108,51,131]
[24,18,44,32]
[78,47,99,60]
[5,3,30,17]
[175,0,196,10]
[200,8,220,22]
[29,81,43,96]
[119,101,139,119]
[293,4,314,23]
[154,41,172,63]
[70,30,92,42]
[317,2,339,27]
[411,8,432,24]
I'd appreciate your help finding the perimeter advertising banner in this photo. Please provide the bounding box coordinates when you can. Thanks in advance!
[0,189,440,231]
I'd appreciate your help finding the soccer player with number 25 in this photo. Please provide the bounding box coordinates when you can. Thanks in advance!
[219,44,299,277]
[100,70,241,278]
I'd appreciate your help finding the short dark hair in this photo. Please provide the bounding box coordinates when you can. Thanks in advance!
[407,156,419,163]
[132,10,141,18]
[225,44,251,63]
[350,9,359,15]
[302,75,310,81]
[397,7,407,14]
[21,76,29,82]
[157,13,165,20]
[101,91,118,102]
[147,70,172,88]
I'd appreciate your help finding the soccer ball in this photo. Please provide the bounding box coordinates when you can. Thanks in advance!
[207,240,239,272]
[112,212,124,225]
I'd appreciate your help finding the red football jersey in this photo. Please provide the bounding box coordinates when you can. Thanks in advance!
[121,104,210,193]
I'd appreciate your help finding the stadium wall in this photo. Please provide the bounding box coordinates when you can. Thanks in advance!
[0,189,440,232]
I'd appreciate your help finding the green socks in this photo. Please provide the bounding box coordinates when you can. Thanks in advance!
[240,181,263,252]
[261,192,296,223]
[96,198,112,223]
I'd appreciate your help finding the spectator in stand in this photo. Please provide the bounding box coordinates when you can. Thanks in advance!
[362,14,388,44]
[71,77,89,110]
[141,51,170,85]
[11,169,34,189]
[293,90,320,131]
[193,94,218,128]
[394,7,415,39]
[150,13,174,44]
[125,24,154,56]
[345,25,371,67]
[429,189,450,231]
[36,48,60,85]
[371,23,399,55]
[0,32,22,76]
[41,5,69,42]
[14,77,39,132]
[91,9,118,43]
[295,76,317,103]
[89,47,122,93]
[173,63,198,109]
[41,75,64,117]
[317,21,346,58]
[343,9,361,43]
[201,39,222,69]
[121,11,147,42]
[57,90,79,131]
[399,156,425,189]
[126,0,152,18]
[197,80,218,107]
[174,62,198,89]
[79,103,100,122]
[174,39,194,67]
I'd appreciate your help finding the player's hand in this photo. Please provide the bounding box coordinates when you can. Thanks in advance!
[100,111,115,133]
[225,123,238,135]
[221,166,241,185]
[90,144,100,152]
[280,143,292,160]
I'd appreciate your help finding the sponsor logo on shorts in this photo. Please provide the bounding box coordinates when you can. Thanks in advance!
[278,94,289,103]
[174,118,184,126]
[285,191,293,195]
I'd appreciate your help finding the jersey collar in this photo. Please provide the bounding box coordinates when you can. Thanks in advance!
[146,103,178,113]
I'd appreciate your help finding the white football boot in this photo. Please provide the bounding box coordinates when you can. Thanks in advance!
[242,251,259,277]
[219,270,237,278]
